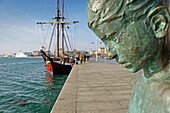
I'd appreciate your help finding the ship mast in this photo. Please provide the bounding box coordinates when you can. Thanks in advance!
[56,0,60,57]
[37,0,78,58]
[61,0,64,56]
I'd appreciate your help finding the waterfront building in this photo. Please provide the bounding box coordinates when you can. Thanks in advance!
[90,47,107,58]
[32,51,41,56]
[97,47,107,56]
[7,53,16,57]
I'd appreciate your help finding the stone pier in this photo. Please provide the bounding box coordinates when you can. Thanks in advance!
[51,61,135,113]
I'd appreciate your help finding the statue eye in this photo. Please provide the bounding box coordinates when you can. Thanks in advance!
[113,36,119,43]
[113,38,117,42]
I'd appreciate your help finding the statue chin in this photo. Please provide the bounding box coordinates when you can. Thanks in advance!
[120,62,141,73]
[126,67,138,73]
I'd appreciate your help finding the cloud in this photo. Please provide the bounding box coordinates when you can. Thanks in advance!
[0,1,43,54]
[0,22,38,42]
[0,22,41,54]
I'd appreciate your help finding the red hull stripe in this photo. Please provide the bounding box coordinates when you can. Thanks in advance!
[46,63,53,73]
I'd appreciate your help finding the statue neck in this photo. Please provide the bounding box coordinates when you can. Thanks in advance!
[143,51,169,79]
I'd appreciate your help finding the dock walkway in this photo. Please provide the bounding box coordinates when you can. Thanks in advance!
[51,61,135,113]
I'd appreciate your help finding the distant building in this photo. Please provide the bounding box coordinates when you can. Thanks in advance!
[2,54,8,58]
[9,53,16,57]
[24,52,32,56]
[7,54,13,57]
[89,50,96,55]
[90,47,107,56]
[12,53,16,57]
[32,51,41,56]
[97,47,107,55]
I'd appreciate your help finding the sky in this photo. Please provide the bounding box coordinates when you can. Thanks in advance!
[0,0,105,55]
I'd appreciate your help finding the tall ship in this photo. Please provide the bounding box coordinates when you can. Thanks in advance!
[37,0,78,75]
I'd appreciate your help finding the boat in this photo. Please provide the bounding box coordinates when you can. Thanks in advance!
[15,51,27,58]
[37,0,78,75]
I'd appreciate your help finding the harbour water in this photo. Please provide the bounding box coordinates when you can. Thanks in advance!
[0,58,68,113]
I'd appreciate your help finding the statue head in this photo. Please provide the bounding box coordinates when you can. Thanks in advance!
[87,0,170,78]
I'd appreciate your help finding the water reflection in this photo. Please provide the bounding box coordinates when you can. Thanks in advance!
[41,73,68,112]
[45,72,54,86]
[43,73,68,92]
[43,73,54,91]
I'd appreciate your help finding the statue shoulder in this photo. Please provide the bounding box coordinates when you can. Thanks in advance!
[130,70,144,87]
[161,87,170,112]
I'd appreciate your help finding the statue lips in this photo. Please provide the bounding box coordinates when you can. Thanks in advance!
[119,61,132,68]
[122,63,132,68]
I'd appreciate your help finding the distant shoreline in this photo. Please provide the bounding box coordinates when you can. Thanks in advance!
[27,56,42,58]
[0,56,42,58]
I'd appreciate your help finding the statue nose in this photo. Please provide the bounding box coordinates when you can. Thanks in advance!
[107,46,117,59]
[108,51,117,59]
[109,51,117,59]
[112,53,117,59]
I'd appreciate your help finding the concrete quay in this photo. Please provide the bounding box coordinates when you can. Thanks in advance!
[51,61,135,113]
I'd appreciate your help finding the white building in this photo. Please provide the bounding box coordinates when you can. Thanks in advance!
[15,52,27,58]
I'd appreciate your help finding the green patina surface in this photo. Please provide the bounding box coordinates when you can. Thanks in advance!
[87,0,170,113]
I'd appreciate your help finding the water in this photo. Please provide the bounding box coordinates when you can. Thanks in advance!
[0,58,68,113]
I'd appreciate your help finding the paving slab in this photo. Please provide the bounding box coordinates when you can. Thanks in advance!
[51,61,136,113]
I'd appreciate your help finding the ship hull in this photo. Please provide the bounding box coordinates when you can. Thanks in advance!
[40,50,72,75]
[51,61,72,75]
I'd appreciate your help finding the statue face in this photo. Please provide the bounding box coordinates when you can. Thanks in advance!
[87,0,169,73]
[88,13,159,73]
[107,20,159,73]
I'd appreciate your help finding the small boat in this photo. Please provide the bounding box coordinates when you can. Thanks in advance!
[37,0,78,75]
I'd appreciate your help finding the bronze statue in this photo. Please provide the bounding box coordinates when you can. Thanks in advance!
[87,0,170,112]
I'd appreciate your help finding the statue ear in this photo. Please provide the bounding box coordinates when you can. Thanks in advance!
[149,6,170,38]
